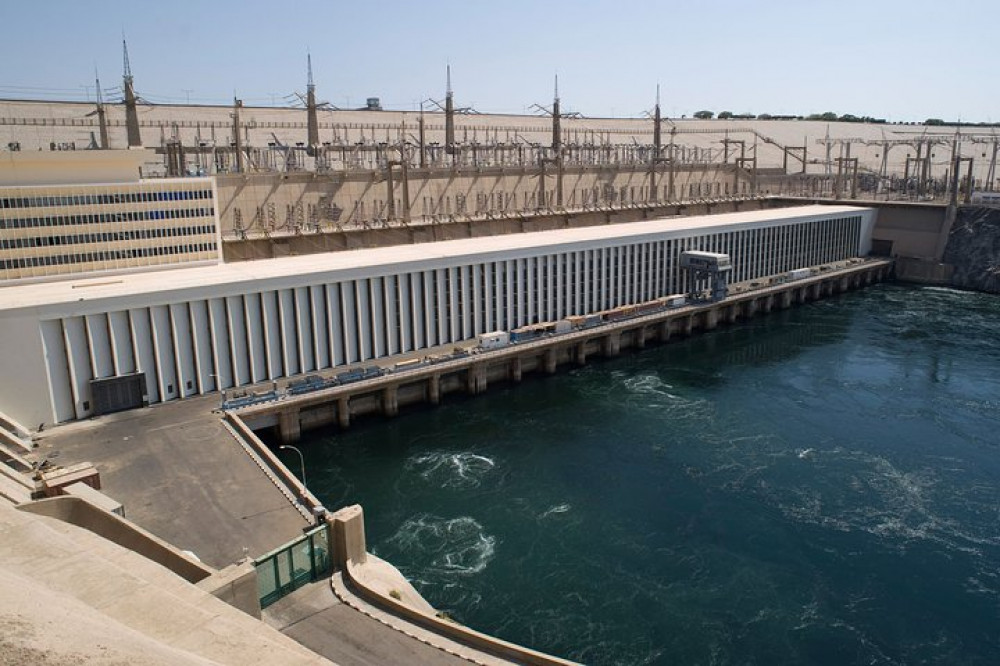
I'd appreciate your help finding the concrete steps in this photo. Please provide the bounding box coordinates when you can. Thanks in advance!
[0,468,33,504]
[0,409,34,455]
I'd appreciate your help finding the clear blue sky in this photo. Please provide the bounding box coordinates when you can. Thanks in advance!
[1,0,996,122]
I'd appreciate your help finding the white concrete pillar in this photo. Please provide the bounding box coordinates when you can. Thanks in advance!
[447,267,459,342]
[151,305,176,398]
[205,299,229,393]
[525,257,535,324]
[356,279,372,361]
[340,282,358,364]
[241,295,263,384]
[295,287,314,372]
[311,286,329,369]
[399,273,413,353]
[410,273,424,351]
[422,270,434,347]
[435,268,447,345]
[460,265,473,338]
[277,289,295,376]
[472,264,483,336]
[170,302,197,397]
[370,277,386,359]
[505,260,515,330]
[483,262,495,332]
[326,284,343,367]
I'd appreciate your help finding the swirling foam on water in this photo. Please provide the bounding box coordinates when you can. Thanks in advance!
[404,451,496,489]
[383,514,497,576]
[539,503,572,519]
[617,373,716,425]
[623,374,673,396]
[750,448,1000,556]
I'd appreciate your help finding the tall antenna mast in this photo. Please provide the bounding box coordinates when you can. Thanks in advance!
[122,36,142,147]
[551,73,561,154]
[95,68,109,149]
[306,51,319,152]
[122,37,132,84]
[445,65,455,155]
[653,83,662,158]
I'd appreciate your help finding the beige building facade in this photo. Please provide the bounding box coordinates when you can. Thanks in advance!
[0,152,221,283]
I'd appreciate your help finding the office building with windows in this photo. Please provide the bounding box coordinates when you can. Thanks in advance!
[0,151,220,283]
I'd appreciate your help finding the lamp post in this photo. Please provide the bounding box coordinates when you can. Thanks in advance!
[279,445,306,487]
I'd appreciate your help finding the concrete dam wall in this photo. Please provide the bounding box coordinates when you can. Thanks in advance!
[943,206,1000,293]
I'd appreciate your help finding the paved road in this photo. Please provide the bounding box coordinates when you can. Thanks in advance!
[33,395,309,568]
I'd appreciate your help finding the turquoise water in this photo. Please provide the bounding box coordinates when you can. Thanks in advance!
[287,284,1000,665]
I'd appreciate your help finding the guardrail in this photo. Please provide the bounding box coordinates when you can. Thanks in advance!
[223,413,324,522]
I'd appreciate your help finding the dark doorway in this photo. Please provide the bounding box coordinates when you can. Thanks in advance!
[90,373,148,415]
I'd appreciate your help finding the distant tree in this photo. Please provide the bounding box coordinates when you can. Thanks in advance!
[717,111,734,120]
[839,114,861,123]
[925,118,945,126]
[693,110,714,120]
[807,111,839,121]
[757,113,773,120]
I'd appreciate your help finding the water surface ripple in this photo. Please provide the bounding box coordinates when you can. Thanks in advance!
[296,285,1000,665]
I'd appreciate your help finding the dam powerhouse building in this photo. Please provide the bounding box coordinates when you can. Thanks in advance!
[0,154,875,428]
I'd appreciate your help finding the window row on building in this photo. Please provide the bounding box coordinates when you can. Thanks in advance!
[0,189,212,209]
[1,242,219,271]
[0,207,216,229]
[1,225,218,249]
[38,212,867,422]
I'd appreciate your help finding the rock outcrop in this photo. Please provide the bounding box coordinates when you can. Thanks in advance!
[942,206,1000,293]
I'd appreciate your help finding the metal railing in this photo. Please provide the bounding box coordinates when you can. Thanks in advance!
[253,523,330,608]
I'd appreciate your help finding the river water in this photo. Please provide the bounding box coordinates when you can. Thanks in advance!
[289,284,1000,665]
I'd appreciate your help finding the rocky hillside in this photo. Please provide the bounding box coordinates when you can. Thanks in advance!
[942,206,1000,293]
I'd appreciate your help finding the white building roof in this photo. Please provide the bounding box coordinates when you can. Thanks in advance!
[0,204,870,314]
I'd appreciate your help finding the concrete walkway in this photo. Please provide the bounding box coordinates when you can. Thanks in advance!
[31,395,309,568]
[265,580,478,666]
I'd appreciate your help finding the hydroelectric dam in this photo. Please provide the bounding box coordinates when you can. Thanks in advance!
[3,73,1000,665]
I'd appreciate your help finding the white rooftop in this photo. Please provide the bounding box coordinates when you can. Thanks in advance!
[0,204,869,313]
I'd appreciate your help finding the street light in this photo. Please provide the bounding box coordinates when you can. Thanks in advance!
[279,445,306,487]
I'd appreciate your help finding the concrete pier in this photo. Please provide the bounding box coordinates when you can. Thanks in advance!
[544,349,558,374]
[236,259,892,444]
[382,386,398,417]
[510,357,523,382]
[658,320,672,343]
[337,397,350,429]
[278,409,301,446]
[466,364,487,395]
[602,332,621,358]
[428,374,441,405]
